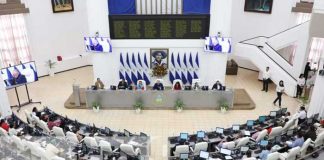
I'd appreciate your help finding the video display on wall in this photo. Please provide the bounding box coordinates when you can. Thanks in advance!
[109,15,210,39]
[205,37,232,53]
[84,37,112,53]
[244,0,273,14]
[1,61,38,89]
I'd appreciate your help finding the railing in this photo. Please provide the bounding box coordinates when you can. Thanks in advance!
[264,42,292,65]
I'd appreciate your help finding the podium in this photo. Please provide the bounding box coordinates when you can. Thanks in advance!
[73,84,81,107]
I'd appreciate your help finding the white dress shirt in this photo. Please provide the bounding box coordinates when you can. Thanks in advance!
[263,70,270,79]
[298,110,307,120]
[297,78,305,86]
[276,86,284,93]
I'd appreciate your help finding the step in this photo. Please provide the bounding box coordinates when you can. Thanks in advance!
[292,7,312,13]
[296,2,314,8]
[0,8,29,15]
[0,3,25,10]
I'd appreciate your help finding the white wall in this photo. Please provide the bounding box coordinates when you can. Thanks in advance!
[209,0,232,36]
[308,58,324,118]
[22,0,92,76]
[313,0,324,13]
[0,76,11,118]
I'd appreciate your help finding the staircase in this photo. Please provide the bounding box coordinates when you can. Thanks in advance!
[292,1,313,13]
[0,0,29,16]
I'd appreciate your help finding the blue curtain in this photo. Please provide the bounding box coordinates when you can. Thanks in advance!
[183,0,211,14]
[108,0,136,15]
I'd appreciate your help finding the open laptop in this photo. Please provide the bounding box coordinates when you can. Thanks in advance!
[180,153,189,160]
[199,151,209,159]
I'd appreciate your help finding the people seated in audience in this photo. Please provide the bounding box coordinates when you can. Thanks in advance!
[284,112,291,119]
[243,150,256,160]
[95,78,105,89]
[252,127,263,140]
[297,106,307,125]
[118,79,128,90]
[0,119,9,132]
[304,125,317,141]
[8,123,18,136]
[267,121,279,134]
[212,81,223,90]
[32,107,41,118]
[136,81,145,90]
[47,116,62,130]
[286,132,304,148]
[259,145,271,160]
[152,80,164,91]
[278,118,289,127]
[217,136,234,148]
[173,82,182,90]
[192,82,200,90]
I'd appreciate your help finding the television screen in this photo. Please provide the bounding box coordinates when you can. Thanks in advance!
[205,36,232,53]
[84,37,112,53]
[244,0,273,14]
[1,61,38,89]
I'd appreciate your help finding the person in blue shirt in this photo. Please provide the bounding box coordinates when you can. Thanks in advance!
[10,69,27,86]
[287,132,305,148]
[91,38,103,52]
[152,80,164,91]
[259,145,271,160]
[136,81,145,91]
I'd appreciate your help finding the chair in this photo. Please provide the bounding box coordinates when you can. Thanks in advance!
[39,120,51,134]
[24,110,34,125]
[191,79,201,89]
[235,137,250,148]
[299,138,311,157]
[99,140,119,158]
[172,79,183,90]
[0,127,8,136]
[282,119,296,133]
[268,127,283,139]
[279,146,300,160]
[136,80,147,90]
[26,141,42,159]
[120,144,141,157]
[190,142,208,156]
[221,141,235,150]
[66,131,80,146]
[52,126,65,138]
[12,135,27,152]
[243,158,257,160]
[266,152,280,160]
[310,131,324,148]
[173,145,189,157]
[253,129,268,143]
[84,136,99,149]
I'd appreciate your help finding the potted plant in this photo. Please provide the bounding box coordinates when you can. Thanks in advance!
[219,100,229,113]
[133,99,144,113]
[174,99,185,112]
[92,101,100,113]
[46,60,56,77]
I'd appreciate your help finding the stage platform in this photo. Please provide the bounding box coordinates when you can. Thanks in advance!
[64,88,255,110]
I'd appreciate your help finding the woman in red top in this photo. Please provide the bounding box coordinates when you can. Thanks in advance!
[0,119,9,132]
[173,82,182,90]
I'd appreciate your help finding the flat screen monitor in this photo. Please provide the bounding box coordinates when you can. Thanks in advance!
[105,127,110,134]
[259,116,266,123]
[241,146,249,152]
[84,37,112,53]
[270,111,277,117]
[205,36,232,53]
[1,61,38,89]
[287,130,294,136]
[197,131,205,138]
[232,125,240,131]
[124,129,131,137]
[216,127,224,134]
[275,136,281,143]
[180,133,188,140]
[199,151,209,159]
[307,118,313,124]
[280,108,287,114]
[313,113,319,120]
[220,148,231,156]
[247,120,254,127]
[260,140,268,146]
[180,153,189,159]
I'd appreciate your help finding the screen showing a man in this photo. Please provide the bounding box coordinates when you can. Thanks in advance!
[10,69,27,86]
[90,38,103,52]
[151,51,167,69]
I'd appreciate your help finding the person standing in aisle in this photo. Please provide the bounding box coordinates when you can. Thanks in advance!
[273,80,285,108]
[262,67,271,92]
[295,74,305,98]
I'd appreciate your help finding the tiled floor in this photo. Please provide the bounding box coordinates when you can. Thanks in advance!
[8,66,300,160]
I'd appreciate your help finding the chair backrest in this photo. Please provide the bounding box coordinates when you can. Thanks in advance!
[12,135,26,151]
[53,126,65,137]
[26,141,41,157]
[313,131,324,147]
[193,142,208,156]
[99,140,113,153]
[268,127,283,139]
[155,79,164,84]
[31,114,40,124]
[172,79,183,90]
[24,110,33,124]
[256,129,268,142]
[222,141,235,150]
[300,138,311,157]
[173,145,189,157]
[286,146,300,160]
[192,79,201,87]
[243,158,257,160]
[236,137,250,148]
[282,119,296,132]
[266,152,280,160]
[120,144,137,156]
[136,80,147,90]
[0,127,8,136]
[66,131,79,145]
[39,120,51,134]
[84,137,98,149]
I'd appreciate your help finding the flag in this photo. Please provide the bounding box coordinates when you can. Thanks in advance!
[187,71,193,85]
[131,71,138,84]
[14,66,21,74]
[22,63,26,69]
[107,39,112,52]
[30,64,38,81]
[143,53,149,68]
[0,70,3,74]
[131,53,137,68]
[195,52,200,68]
[119,71,125,80]
[175,71,181,80]
[177,53,181,68]
[193,72,198,79]
[143,72,151,85]
[125,72,132,85]
[120,53,125,67]
[171,52,175,68]
[137,53,143,68]
[137,71,143,80]
[181,71,187,84]
[126,53,131,69]
[6,68,13,80]
[183,53,187,68]
[169,71,175,84]
[189,53,193,68]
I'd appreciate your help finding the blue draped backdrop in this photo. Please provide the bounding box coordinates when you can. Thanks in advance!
[108,0,136,15]
[183,0,211,14]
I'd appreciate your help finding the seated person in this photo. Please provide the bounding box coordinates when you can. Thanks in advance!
[304,126,317,141]
[95,78,105,89]
[267,121,279,134]
[286,132,304,148]
[212,81,223,90]
[217,136,234,148]
[152,80,164,91]
[192,82,200,90]
[243,150,256,160]
[47,116,62,130]
[297,107,307,125]
[118,79,128,90]
[32,107,41,118]
[9,69,27,86]
[259,145,271,160]
[0,119,9,132]
[252,127,263,140]
[136,81,145,91]
[173,82,182,90]
[285,112,291,119]
[8,123,18,136]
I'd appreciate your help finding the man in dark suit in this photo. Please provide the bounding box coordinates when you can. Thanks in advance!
[152,80,164,91]
[118,79,128,90]
[212,81,223,90]
[10,69,27,86]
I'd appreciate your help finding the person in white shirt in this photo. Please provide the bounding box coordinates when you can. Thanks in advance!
[262,67,270,92]
[295,74,305,98]
[273,80,284,107]
[297,106,307,125]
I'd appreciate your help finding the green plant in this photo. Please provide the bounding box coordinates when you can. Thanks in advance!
[92,101,100,109]
[133,99,144,110]
[299,96,309,106]
[219,100,229,111]
[174,99,185,110]
[46,60,56,69]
